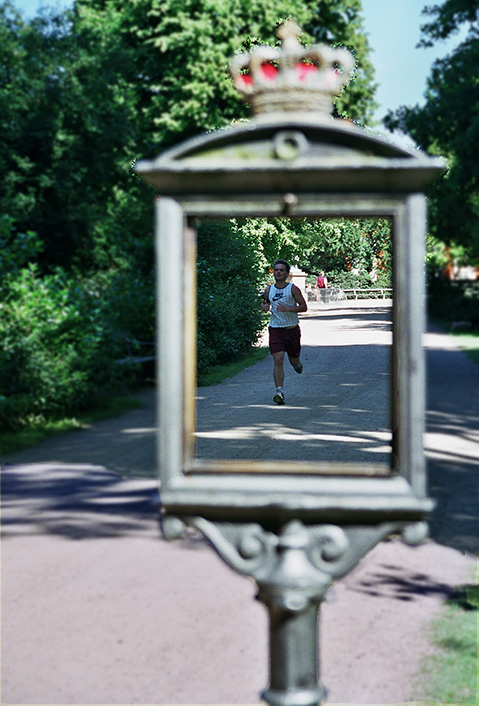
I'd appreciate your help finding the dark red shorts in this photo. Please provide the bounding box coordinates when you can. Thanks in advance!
[268,325,301,358]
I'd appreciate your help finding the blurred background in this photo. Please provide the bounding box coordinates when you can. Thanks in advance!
[1,0,478,451]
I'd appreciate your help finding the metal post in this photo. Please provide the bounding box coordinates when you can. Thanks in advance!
[261,599,324,706]
[257,522,328,706]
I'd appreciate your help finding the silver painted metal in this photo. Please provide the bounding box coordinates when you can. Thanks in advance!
[143,190,436,525]
[135,23,445,706]
[162,515,418,705]
[136,118,443,196]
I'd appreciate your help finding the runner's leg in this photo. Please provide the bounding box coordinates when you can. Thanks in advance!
[273,351,285,389]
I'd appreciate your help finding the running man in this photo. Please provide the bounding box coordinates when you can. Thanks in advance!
[261,259,308,405]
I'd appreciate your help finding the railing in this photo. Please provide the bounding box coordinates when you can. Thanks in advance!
[310,287,393,302]
[342,288,393,300]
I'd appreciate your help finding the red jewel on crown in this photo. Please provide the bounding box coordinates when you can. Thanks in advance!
[230,20,354,119]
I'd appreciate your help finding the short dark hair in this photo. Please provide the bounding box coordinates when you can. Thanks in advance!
[273,259,290,274]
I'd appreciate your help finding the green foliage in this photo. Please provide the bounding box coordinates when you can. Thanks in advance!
[384,0,479,259]
[0,0,377,274]
[91,267,156,344]
[79,0,377,150]
[417,0,479,46]
[0,267,114,429]
[0,0,379,431]
[427,274,479,325]
[0,0,152,273]
[294,217,393,287]
[235,217,301,273]
[412,592,478,704]
[426,233,450,271]
[0,215,44,272]
[229,216,393,290]
[0,396,142,456]
[198,346,269,386]
[197,220,266,374]
[303,0,378,124]
[0,264,154,430]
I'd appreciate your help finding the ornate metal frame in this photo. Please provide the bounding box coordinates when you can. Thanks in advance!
[136,114,444,705]
[150,188,433,525]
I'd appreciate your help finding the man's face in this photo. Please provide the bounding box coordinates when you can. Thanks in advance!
[274,264,288,282]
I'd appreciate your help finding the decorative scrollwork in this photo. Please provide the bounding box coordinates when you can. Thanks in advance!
[162,516,407,587]
[307,524,349,573]
[188,517,278,577]
[160,514,422,706]
[238,524,272,559]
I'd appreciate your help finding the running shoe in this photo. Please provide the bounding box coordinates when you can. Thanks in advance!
[273,391,285,405]
[294,362,303,374]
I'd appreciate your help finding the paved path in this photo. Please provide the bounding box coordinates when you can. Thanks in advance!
[1,301,478,704]
[196,300,392,465]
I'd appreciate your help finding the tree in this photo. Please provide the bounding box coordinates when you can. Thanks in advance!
[1,0,377,274]
[384,0,479,260]
[293,217,392,287]
[0,1,154,273]
[229,216,393,288]
[72,0,377,150]
[0,0,381,427]
[303,0,378,124]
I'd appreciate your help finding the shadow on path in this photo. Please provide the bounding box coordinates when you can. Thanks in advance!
[1,321,478,557]
[346,564,461,602]
[1,462,160,541]
[425,341,479,557]
[195,341,392,464]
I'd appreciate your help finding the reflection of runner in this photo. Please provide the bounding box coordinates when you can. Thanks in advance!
[261,259,308,405]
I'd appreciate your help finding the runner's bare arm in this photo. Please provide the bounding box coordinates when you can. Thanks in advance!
[261,286,271,312]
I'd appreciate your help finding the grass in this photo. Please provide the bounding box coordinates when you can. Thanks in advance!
[451,331,479,367]
[411,581,478,705]
[0,394,143,458]
[431,319,479,367]
[198,345,269,386]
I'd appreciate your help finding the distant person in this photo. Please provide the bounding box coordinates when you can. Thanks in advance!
[261,259,308,405]
[315,271,328,301]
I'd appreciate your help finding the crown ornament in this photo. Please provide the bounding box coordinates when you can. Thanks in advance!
[230,20,354,120]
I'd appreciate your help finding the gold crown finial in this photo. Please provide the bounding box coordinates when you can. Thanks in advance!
[230,22,354,119]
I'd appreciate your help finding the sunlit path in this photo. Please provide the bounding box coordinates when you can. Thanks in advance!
[195,299,393,466]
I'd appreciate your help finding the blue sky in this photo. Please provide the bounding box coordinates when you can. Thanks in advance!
[13,0,464,134]
[361,0,466,123]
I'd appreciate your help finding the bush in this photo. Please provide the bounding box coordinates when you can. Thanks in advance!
[0,216,269,429]
[91,267,156,344]
[326,269,372,290]
[0,264,149,430]
[427,273,479,325]
[197,220,265,375]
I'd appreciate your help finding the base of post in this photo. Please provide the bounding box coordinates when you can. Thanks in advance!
[262,685,324,706]
[165,516,416,706]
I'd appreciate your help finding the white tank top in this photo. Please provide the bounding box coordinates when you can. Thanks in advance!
[268,282,299,328]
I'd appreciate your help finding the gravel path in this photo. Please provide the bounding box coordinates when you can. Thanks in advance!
[1,301,478,704]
